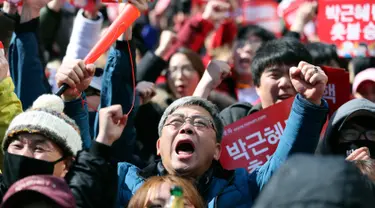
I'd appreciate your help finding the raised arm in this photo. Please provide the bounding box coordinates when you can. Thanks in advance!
[0,48,23,170]
[136,30,176,83]
[96,0,148,165]
[55,59,96,149]
[66,105,127,208]
[8,0,51,109]
[252,62,329,190]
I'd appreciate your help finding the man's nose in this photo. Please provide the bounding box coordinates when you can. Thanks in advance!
[278,75,293,90]
[179,122,194,135]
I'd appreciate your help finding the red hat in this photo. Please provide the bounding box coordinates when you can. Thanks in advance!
[1,175,75,208]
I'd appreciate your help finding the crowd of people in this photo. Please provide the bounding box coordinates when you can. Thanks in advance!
[0,0,375,207]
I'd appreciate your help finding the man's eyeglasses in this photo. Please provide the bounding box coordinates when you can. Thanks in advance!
[164,114,216,132]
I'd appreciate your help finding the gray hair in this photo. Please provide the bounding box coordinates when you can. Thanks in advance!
[158,96,224,142]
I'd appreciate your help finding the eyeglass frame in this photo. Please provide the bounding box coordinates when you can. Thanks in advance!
[167,64,196,78]
[163,114,217,133]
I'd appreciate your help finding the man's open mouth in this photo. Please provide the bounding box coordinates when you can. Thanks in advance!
[175,140,195,156]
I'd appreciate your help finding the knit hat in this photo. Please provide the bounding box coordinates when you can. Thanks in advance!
[3,94,82,156]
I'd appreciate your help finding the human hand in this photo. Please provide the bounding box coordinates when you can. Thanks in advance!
[55,59,95,101]
[289,61,328,105]
[346,147,371,161]
[155,30,177,60]
[201,60,231,89]
[96,105,128,146]
[21,0,52,23]
[291,1,318,33]
[202,0,230,23]
[128,0,149,13]
[136,81,156,105]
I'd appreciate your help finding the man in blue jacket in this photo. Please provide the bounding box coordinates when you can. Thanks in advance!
[117,59,329,207]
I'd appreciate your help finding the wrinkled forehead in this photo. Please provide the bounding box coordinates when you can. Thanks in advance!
[170,105,213,119]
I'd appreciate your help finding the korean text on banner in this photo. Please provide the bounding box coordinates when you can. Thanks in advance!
[220,97,294,172]
[317,0,375,58]
[242,0,282,37]
[321,66,351,117]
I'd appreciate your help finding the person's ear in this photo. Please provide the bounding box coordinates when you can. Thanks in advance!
[213,143,222,160]
[156,139,161,156]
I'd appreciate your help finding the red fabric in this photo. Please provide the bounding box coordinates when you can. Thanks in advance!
[177,14,215,52]
[211,20,237,49]
[162,14,215,60]
[156,76,166,85]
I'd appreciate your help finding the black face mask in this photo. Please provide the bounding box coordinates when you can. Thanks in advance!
[337,141,375,158]
[3,152,64,187]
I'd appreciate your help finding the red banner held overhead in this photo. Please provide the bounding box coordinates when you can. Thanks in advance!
[242,0,282,37]
[317,0,375,57]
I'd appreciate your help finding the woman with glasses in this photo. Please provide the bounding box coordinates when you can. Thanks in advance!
[135,47,235,163]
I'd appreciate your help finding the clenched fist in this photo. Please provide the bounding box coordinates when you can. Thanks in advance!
[290,61,328,105]
[96,105,128,146]
[202,60,231,89]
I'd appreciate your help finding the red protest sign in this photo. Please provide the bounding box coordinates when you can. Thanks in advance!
[220,97,294,172]
[321,66,351,117]
[242,0,282,37]
[317,0,375,58]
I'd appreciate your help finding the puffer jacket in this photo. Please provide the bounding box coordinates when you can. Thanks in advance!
[117,94,329,208]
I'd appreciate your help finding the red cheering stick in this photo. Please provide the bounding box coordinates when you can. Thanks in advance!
[56,3,141,96]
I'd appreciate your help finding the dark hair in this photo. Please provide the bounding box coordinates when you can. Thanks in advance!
[351,57,375,76]
[251,38,312,86]
[305,42,339,66]
[237,24,276,42]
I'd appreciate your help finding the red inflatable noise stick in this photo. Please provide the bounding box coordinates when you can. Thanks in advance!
[56,3,141,96]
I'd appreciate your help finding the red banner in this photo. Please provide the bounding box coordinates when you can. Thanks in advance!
[317,0,375,57]
[242,0,282,37]
[321,66,351,117]
[219,67,350,172]
[220,97,293,172]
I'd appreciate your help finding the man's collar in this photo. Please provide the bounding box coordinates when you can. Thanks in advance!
[138,160,235,196]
